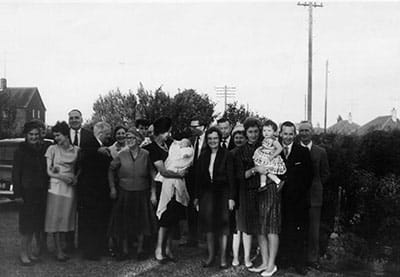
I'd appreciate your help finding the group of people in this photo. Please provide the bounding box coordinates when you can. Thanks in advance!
[12,110,330,276]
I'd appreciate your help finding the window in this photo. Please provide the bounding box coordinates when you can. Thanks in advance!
[32,109,35,118]
[37,110,40,119]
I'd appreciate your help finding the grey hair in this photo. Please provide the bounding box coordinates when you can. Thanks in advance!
[93,121,112,138]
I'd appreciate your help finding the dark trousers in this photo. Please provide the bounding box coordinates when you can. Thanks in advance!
[187,201,198,243]
[78,204,111,258]
[308,206,321,262]
[280,204,308,268]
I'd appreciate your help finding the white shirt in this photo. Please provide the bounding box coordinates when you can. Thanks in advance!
[221,135,231,148]
[300,141,313,151]
[70,128,81,146]
[197,133,205,158]
[209,152,217,181]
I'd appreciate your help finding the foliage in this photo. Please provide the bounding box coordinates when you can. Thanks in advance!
[171,89,216,132]
[92,88,137,128]
[222,101,251,125]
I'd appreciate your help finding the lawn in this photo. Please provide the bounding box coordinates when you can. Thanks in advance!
[0,201,363,277]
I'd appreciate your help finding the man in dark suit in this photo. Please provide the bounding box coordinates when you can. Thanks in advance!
[298,121,330,268]
[279,121,313,275]
[217,117,235,150]
[184,118,208,247]
[65,109,98,252]
[77,121,113,260]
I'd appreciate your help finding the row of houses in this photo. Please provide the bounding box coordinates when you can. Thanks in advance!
[325,108,400,136]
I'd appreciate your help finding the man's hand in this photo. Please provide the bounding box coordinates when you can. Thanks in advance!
[228,199,235,211]
[193,198,199,212]
[98,146,111,157]
[150,193,157,206]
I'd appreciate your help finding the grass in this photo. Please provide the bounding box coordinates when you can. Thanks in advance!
[0,201,357,277]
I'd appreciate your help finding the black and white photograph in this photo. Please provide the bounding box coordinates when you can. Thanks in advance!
[0,0,399,276]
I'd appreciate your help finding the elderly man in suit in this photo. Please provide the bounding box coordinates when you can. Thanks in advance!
[298,121,330,268]
[77,121,113,260]
[279,121,313,275]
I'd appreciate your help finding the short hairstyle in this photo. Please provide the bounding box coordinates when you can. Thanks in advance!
[113,125,127,138]
[52,121,70,136]
[190,117,204,127]
[263,119,278,132]
[172,127,192,141]
[93,121,112,138]
[299,120,313,130]
[217,117,230,125]
[280,121,297,134]
[136,119,149,127]
[205,126,222,144]
[153,117,172,136]
[243,117,261,133]
[232,129,245,139]
[68,109,82,116]
[23,120,41,135]
[126,127,144,141]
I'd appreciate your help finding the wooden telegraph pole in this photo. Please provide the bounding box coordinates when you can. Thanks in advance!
[298,1,323,123]
[324,60,329,133]
[215,85,236,114]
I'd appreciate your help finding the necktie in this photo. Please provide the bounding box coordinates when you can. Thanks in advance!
[222,138,227,149]
[73,130,79,146]
[283,146,289,159]
[194,137,199,158]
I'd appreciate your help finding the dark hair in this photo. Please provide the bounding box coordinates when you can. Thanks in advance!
[136,119,149,128]
[217,117,230,125]
[263,119,278,132]
[52,121,70,136]
[153,117,172,136]
[68,109,82,116]
[280,121,296,134]
[113,125,127,138]
[23,120,41,135]
[243,117,261,132]
[190,117,204,127]
[205,126,222,146]
[172,127,192,141]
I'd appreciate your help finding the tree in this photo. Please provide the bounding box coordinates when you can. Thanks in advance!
[223,101,251,125]
[136,83,173,123]
[171,89,216,131]
[91,88,137,128]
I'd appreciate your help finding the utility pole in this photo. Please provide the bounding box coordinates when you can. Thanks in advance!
[324,60,329,133]
[215,85,236,114]
[298,1,323,123]
[304,94,307,120]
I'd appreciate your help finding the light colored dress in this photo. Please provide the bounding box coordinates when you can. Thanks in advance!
[44,144,79,232]
[253,136,286,175]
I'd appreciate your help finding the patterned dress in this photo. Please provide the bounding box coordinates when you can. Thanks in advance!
[234,142,281,235]
[253,136,286,175]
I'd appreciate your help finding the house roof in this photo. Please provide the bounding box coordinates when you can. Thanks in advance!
[357,115,400,135]
[328,120,360,135]
[0,87,46,110]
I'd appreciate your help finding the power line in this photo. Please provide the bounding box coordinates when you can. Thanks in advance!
[215,85,236,113]
[297,1,323,123]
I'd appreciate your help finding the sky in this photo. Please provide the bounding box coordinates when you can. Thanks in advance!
[0,0,399,127]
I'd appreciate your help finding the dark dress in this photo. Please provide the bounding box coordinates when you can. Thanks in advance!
[144,141,185,228]
[195,147,235,234]
[234,142,281,235]
[12,142,49,235]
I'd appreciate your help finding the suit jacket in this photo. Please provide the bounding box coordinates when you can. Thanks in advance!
[221,135,235,151]
[69,128,98,149]
[77,139,112,208]
[281,143,313,211]
[194,147,236,200]
[186,134,208,195]
[309,144,330,207]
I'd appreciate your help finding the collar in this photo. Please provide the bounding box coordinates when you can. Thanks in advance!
[300,141,313,150]
[95,136,103,147]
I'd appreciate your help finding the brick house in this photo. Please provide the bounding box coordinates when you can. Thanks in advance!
[0,78,46,137]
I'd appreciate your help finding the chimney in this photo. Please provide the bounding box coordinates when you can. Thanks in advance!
[348,112,353,124]
[0,78,6,91]
[391,108,397,122]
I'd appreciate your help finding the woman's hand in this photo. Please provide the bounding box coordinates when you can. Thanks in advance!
[193,198,199,212]
[228,199,235,211]
[150,192,157,206]
[110,187,117,200]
